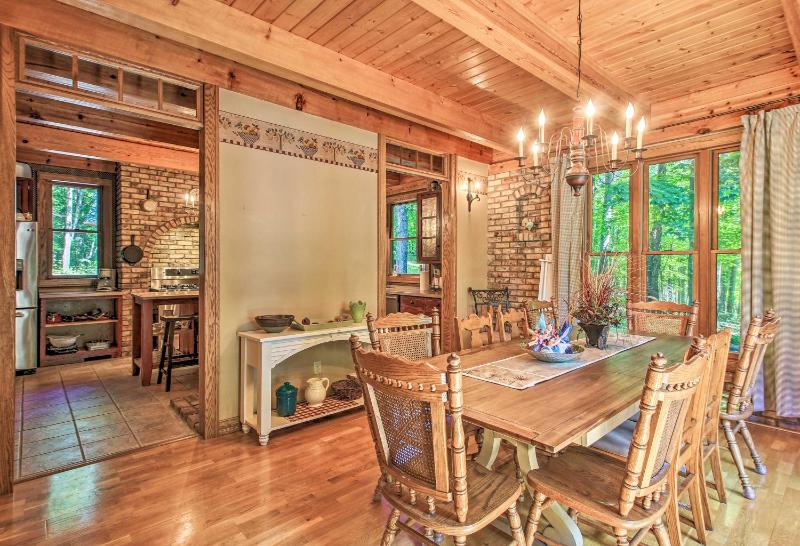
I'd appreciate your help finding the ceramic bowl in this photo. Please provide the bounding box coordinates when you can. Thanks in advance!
[255,314,295,333]
[527,343,584,363]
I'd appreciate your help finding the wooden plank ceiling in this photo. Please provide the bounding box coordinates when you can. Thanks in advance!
[218,0,798,135]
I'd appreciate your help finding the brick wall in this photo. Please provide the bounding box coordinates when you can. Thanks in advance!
[486,170,552,306]
[150,224,200,267]
[116,164,199,356]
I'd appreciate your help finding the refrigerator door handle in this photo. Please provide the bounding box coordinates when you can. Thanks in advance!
[16,311,24,317]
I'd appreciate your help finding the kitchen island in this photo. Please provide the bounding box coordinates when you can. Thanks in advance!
[131,290,199,386]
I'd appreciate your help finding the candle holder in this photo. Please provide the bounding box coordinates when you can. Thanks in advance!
[608,159,622,170]
[582,134,597,146]
[623,136,636,151]
[634,147,647,160]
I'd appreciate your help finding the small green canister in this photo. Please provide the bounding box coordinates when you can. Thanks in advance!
[276,382,298,417]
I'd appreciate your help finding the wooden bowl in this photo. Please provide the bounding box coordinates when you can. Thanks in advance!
[255,314,294,333]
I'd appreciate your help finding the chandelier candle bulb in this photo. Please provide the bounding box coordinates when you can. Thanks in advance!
[611,132,619,161]
[636,117,646,149]
[585,99,595,135]
[517,128,525,157]
[538,109,546,142]
[625,103,634,138]
[532,142,539,167]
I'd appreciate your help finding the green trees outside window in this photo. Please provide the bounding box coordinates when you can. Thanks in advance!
[51,183,100,276]
[715,150,742,349]
[390,201,420,275]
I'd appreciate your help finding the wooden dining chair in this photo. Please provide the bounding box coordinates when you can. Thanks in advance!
[350,338,525,545]
[453,311,496,351]
[627,300,700,337]
[527,299,558,327]
[588,335,715,545]
[496,305,531,342]
[525,342,710,546]
[720,310,780,500]
[366,310,440,360]
[696,329,732,529]
[468,287,510,315]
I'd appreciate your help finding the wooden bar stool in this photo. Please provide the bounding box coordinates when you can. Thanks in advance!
[157,314,199,392]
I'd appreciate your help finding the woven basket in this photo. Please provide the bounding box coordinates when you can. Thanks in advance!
[331,379,363,401]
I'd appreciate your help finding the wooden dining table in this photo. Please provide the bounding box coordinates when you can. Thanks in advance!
[426,335,691,546]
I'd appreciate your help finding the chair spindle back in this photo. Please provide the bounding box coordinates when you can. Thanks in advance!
[453,312,495,351]
[496,306,531,342]
[726,310,780,415]
[700,330,732,443]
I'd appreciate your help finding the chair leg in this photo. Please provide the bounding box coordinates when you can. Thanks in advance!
[739,422,767,475]
[708,444,727,504]
[613,527,630,546]
[372,474,385,503]
[507,504,525,546]
[381,509,400,546]
[453,536,466,545]
[722,421,755,499]
[664,472,682,546]
[652,517,671,546]
[697,459,714,531]
[687,474,708,544]
[524,491,547,546]
[156,323,170,385]
[165,323,176,393]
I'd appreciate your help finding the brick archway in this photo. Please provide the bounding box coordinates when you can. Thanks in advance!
[142,214,199,258]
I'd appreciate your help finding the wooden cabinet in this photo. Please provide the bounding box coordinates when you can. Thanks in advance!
[417,191,441,263]
[399,295,440,316]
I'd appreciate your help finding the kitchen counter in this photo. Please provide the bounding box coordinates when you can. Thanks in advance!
[132,290,199,302]
[385,285,442,299]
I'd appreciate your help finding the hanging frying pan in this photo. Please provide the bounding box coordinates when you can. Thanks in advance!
[121,235,144,265]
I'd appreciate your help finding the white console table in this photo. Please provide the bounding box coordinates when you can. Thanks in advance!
[238,324,370,446]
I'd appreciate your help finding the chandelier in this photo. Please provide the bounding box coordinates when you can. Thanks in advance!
[513,0,646,196]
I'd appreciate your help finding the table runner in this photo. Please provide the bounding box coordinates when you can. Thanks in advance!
[464,333,656,390]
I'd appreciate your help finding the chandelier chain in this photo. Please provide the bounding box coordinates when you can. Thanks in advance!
[576,0,583,100]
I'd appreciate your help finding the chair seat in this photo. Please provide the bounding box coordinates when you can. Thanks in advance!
[591,419,636,459]
[527,445,669,530]
[382,461,522,535]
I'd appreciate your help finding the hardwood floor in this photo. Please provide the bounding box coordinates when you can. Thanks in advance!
[0,409,798,545]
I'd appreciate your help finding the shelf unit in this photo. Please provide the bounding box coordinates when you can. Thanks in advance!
[39,291,123,366]
[269,398,365,432]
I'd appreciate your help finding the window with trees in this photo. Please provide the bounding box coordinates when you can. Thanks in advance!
[588,147,742,349]
[40,173,113,280]
[389,201,420,275]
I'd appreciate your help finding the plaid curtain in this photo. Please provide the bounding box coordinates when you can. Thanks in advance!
[551,157,586,324]
[741,104,800,417]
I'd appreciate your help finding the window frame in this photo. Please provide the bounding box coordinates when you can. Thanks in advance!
[388,198,420,283]
[38,172,113,283]
[586,145,741,350]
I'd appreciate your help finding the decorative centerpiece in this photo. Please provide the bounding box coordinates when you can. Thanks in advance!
[525,313,583,363]
[569,265,625,349]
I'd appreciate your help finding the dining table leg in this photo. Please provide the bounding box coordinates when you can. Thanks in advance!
[474,429,583,546]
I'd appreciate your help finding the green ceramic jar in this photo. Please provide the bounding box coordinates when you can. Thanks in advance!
[276,381,298,417]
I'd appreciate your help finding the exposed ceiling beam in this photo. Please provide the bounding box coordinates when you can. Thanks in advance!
[52,0,514,152]
[782,0,800,65]
[412,0,646,118]
[16,92,199,149]
[17,122,199,173]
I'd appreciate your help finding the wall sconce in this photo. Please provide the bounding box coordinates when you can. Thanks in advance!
[465,177,483,212]
[182,188,199,210]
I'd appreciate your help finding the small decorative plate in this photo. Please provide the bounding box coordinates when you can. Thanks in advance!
[527,344,585,363]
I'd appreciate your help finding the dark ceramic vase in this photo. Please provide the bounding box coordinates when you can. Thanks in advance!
[580,322,610,349]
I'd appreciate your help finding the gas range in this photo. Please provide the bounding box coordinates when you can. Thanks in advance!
[150,267,199,292]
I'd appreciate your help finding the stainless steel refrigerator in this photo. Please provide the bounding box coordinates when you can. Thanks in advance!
[16,221,37,373]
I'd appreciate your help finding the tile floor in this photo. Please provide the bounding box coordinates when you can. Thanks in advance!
[13,357,198,481]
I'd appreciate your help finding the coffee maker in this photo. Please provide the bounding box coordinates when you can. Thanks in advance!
[96,268,116,291]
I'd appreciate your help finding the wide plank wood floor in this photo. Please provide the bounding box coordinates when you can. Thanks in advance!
[0,410,798,545]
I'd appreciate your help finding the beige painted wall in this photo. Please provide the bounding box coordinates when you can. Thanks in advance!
[456,157,489,317]
[219,90,378,420]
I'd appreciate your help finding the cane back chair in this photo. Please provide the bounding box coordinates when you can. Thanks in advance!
[527,299,558,328]
[366,310,440,361]
[453,311,496,351]
[627,301,700,337]
[525,343,710,546]
[496,306,531,343]
[720,310,780,500]
[351,339,525,545]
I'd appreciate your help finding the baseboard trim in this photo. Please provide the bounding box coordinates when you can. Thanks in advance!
[218,416,240,436]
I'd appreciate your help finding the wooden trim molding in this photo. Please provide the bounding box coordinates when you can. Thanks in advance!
[199,84,220,440]
[0,24,16,495]
[377,134,388,318]
[440,155,458,352]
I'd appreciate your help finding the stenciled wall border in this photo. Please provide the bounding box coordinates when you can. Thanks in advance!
[219,111,378,172]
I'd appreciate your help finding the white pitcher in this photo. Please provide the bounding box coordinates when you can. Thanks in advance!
[304,377,329,407]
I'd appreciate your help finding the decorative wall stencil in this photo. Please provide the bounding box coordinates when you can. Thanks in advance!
[219,111,378,172]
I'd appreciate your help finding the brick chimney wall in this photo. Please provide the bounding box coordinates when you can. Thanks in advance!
[116,164,199,356]
[486,169,552,307]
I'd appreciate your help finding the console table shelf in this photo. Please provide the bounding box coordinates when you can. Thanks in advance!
[238,324,370,446]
